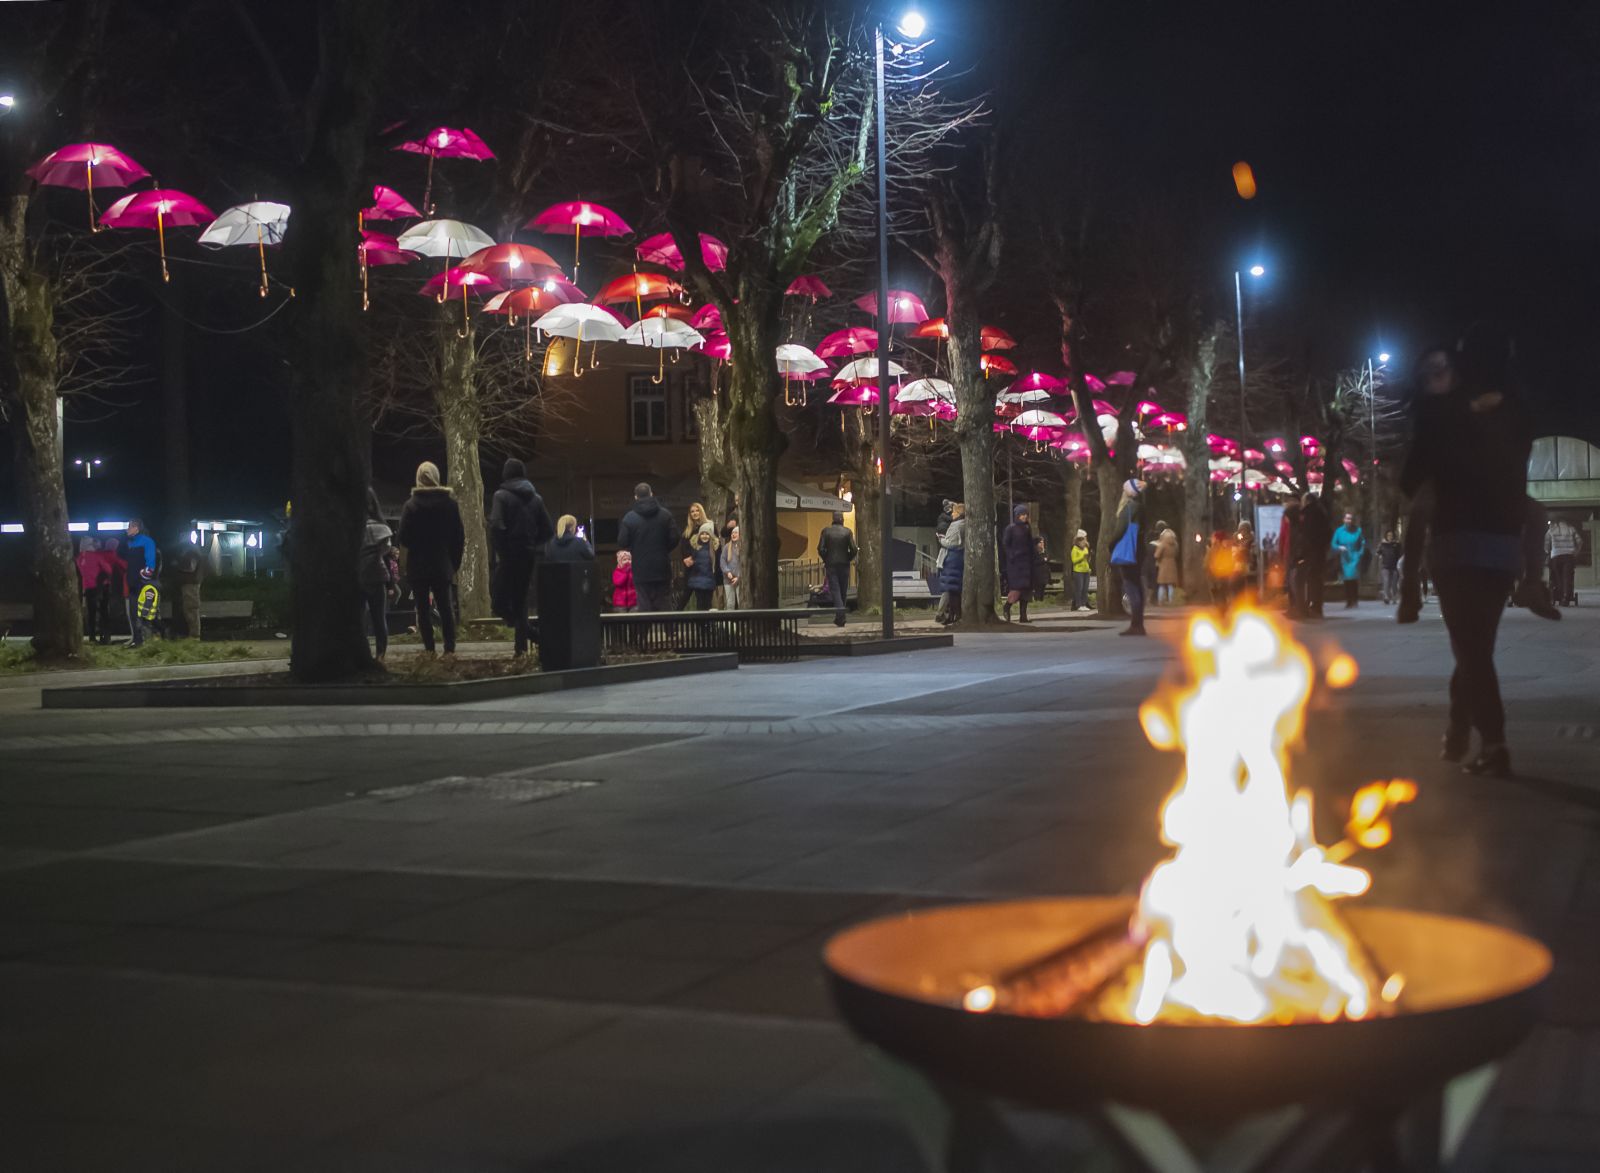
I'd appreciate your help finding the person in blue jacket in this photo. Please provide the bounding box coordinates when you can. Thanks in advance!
[1331,512,1367,609]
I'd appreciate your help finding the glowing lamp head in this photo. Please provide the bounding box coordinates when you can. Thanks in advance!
[0,94,15,110]
[1378,352,1391,364]
[896,10,927,38]
[1248,264,1265,278]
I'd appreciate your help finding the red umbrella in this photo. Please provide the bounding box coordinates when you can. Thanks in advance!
[816,326,879,358]
[27,142,150,230]
[981,352,1018,377]
[595,271,684,324]
[484,282,585,358]
[361,184,420,225]
[785,275,832,301]
[636,232,727,273]
[1011,371,1066,394]
[983,325,1018,350]
[457,243,566,285]
[525,201,632,280]
[854,289,929,324]
[99,189,215,282]
[393,126,494,214]
[358,229,420,308]
[639,302,695,322]
[418,267,501,336]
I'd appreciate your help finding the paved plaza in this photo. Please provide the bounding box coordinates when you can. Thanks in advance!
[2,600,1598,1171]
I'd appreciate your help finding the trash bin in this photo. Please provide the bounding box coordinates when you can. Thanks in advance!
[536,560,601,670]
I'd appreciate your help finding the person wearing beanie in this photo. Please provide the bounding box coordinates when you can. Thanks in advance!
[1001,503,1035,622]
[1070,529,1092,612]
[545,514,595,563]
[488,457,554,656]
[1109,477,1150,635]
[399,460,466,655]
[684,520,720,610]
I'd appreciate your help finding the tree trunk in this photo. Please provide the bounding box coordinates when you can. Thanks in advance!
[0,209,82,659]
[1181,326,1221,602]
[722,296,785,608]
[1093,461,1125,617]
[436,321,490,621]
[1065,463,1083,546]
[283,0,388,682]
[841,409,881,613]
[690,364,735,536]
[946,279,999,627]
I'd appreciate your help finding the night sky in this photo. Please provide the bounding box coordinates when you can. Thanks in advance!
[4,0,1597,536]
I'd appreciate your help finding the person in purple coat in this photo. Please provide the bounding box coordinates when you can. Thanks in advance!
[1002,504,1035,623]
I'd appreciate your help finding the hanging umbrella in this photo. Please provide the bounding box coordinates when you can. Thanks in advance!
[198,201,291,297]
[853,290,930,324]
[99,189,216,282]
[639,302,695,322]
[981,352,1018,377]
[1138,443,1187,473]
[392,126,494,214]
[1012,371,1066,394]
[395,219,496,299]
[1264,436,1290,456]
[621,317,706,383]
[362,184,420,225]
[828,384,880,407]
[1300,434,1322,456]
[532,303,628,377]
[595,271,684,322]
[816,326,879,358]
[457,242,565,286]
[1012,408,1069,429]
[636,231,727,272]
[1084,373,1108,393]
[525,201,632,280]
[27,142,150,230]
[785,275,832,301]
[1207,433,1242,458]
[419,267,503,336]
[995,387,1054,418]
[895,377,955,424]
[777,343,830,406]
[833,356,907,383]
[484,281,586,357]
[358,229,419,309]
[1105,370,1137,385]
[1243,447,1267,464]
[689,304,722,331]
[694,331,732,362]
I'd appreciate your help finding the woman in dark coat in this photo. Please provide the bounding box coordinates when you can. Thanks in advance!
[936,503,966,626]
[397,460,465,654]
[1109,478,1150,636]
[1001,503,1035,622]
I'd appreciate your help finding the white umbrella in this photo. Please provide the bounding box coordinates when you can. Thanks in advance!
[1138,442,1186,469]
[896,377,955,403]
[775,343,828,375]
[1209,456,1243,473]
[1012,408,1068,428]
[395,218,495,261]
[622,317,706,383]
[833,355,907,383]
[197,201,291,296]
[533,303,628,377]
[997,387,1054,407]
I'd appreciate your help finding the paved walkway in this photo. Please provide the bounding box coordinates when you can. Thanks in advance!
[1,597,1597,1171]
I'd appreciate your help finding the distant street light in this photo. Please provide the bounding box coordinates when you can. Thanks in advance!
[72,457,104,479]
[0,94,16,112]
[1248,264,1265,278]
[897,10,927,38]
[1377,352,1391,365]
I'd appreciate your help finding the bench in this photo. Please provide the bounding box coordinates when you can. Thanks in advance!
[601,608,806,664]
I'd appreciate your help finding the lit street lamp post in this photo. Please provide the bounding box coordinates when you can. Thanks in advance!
[72,457,104,479]
[1233,264,1264,566]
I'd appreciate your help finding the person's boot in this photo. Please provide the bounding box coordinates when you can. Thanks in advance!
[1397,581,1422,624]
[1120,623,1146,636]
[1440,725,1470,762]
[1462,744,1511,777]
[1003,600,1012,622]
[1513,579,1561,621]
[1019,600,1030,624]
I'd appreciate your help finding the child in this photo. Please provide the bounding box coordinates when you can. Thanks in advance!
[132,567,161,647]
[1070,530,1092,612]
[612,549,637,612]
[684,521,719,610]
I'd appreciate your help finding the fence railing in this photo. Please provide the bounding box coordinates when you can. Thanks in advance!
[778,558,827,607]
[601,608,805,664]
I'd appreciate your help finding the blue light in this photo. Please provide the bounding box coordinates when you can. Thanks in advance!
[1248,265,1265,278]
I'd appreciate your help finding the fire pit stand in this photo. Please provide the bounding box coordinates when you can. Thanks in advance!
[824,898,1552,1173]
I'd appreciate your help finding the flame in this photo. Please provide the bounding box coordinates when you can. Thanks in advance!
[1115,608,1412,1025]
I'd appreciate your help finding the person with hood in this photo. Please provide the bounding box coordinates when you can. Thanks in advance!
[1001,504,1035,622]
[936,502,965,626]
[1331,512,1366,608]
[487,458,554,656]
[618,482,677,612]
[1377,529,1402,605]
[1298,493,1333,619]
[611,550,637,611]
[1109,478,1150,635]
[359,488,395,661]
[817,510,857,627]
[1152,521,1180,605]
[720,524,743,610]
[935,499,953,540]
[684,521,720,610]
[545,514,595,563]
[398,460,465,655]
[1070,529,1092,612]
[76,538,105,644]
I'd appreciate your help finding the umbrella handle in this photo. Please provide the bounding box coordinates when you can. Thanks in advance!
[257,225,269,298]
[572,323,585,379]
[360,244,370,311]
[524,319,532,363]
[423,154,436,216]
[158,207,169,283]
[458,284,470,338]
[652,348,664,385]
[86,162,100,233]
[573,222,581,280]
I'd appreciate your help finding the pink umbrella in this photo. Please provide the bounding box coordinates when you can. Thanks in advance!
[1300,434,1321,456]
[457,243,566,285]
[1206,433,1242,458]
[636,232,727,273]
[694,331,731,361]
[1150,410,1188,430]
[689,304,722,330]
[525,201,632,280]
[1106,370,1137,385]
[785,275,833,301]
[419,267,503,335]
[829,384,881,407]
[27,142,150,230]
[1012,371,1065,394]
[1264,436,1290,455]
[362,184,420,225]
[483,282,588,357]
[1136,399,1161,416]
[854,290,930,324]
[1243,448,1266,464]
[359,230,419,265]
[99,189,216,282]
[1275,460,1296,477]
[1083,373,1107,394]
[393,126,494,214]
[816,326,879,358]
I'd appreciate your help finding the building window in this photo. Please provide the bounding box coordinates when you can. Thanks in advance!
[628,375,669,442]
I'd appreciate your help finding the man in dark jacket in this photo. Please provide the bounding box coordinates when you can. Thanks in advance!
[1002,503,1035,622]
[617,483,677,612]
[488,458,554,656]
[1298,493,1333,619]
[817,511,857,627]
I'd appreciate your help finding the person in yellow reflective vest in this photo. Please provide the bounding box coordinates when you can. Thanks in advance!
[132,567,161,647]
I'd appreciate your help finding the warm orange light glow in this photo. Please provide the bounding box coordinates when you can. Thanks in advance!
[1325,653,1358,688]
[1232,161,1258,200]
[963,984,996,1012]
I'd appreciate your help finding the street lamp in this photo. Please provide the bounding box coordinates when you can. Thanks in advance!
[875,11,927,639]
[1233,264,1265,523]
[72,457,104,479]
[0,94,16,113]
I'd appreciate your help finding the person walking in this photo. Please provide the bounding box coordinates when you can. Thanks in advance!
[936,503,965,626]
[817,510,857,627]
[545,514,595,562]
[1377,530,1402,604]
[76,538,103,644]
[359,489,395,662]
[1153,522,1180,605]
[1400,333,1532,777]
[398,460,465,656]
[611,551,637,612]
[683,521,720,610]
[618,483,677,612]
[1299,494,1333,618]
[1001,504,1035,622]
[720,524,743,610]
[173,542,205,639]
[1070,529,1092,612]
[1331,512,1366,608]
[1546,516,1581,606]
[488,458,554,658]
[1109,478,1150,635]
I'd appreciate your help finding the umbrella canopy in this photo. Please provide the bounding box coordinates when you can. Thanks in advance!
[907,319,1017,350]
[527,201,631,279]
[636,232,727,273]
[828,384,880,407]
[694,331,732,361]
[833,356,907,383]
[785,275,832,300]
[482,282,584,316]
[1138,442,1187,471]
[1150,410,1189,430]
[689,304,722,330]
[99,189,216,282]
[981,353,1018,376]
[198,201,291,248]
[998,387,1055,406]
[418,267,503,297]
[639,302,696,322]
[359,230,420,266]
[1012,371,1066,393]
[457,243,565,284]
[395,219,495,261]
[775,344,828,376]
[394,126,494,160]
[854,290,930,324]
[1105,370,1137,385]
[362,184,420,221]
[620,318,705,348]
[595,271,684,305]
[815,327,879,358]
[27,141,149,189]
[532,303,629,341]
[1012,408,1069,429]
[896,378,955,407]
[1207,433,1242,458]
[1084,373,1107,393]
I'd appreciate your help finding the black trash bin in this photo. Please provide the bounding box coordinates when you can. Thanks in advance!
[537,560,601,670]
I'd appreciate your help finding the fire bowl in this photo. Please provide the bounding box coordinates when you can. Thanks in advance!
[824,897,1551,1120]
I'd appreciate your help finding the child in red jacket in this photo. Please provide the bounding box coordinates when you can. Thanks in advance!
[611,550,637,611]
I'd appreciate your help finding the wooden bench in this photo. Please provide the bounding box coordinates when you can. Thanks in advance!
[600,608,807,664]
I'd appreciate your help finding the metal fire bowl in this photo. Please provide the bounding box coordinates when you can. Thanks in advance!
[824,897,1551,1119]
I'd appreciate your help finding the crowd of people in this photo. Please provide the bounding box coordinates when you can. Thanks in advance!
[71,518,208,647]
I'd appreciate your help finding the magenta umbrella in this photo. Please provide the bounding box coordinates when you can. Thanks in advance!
[1011,371,1066,394]
[829,384,881,407]
[27,142,150,230]
[786,275,833,301]
[854,289,930,324]
[694,331,732,362]
[1106,370,1137,385]
[1083,373,1107,394]
[636,232,727,273]
[815,326,879,358]
[393,126,494,214]
[689,303,722,331]
[362,184,420,224]
[418,266,502,336]
[359,229,419,309]
[99,189,215,282]
[525,201,632,281]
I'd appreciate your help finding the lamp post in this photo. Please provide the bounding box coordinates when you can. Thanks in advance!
[72,457,104,480]
[874,10,925,640]
[1232,264,1264,525]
